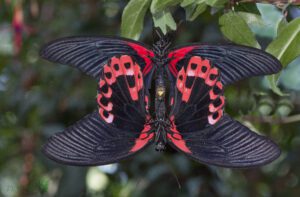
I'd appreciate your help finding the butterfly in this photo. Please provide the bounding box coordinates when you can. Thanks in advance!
[40,32,282,168]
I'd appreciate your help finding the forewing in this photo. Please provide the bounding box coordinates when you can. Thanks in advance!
[43,56,154,165]
[169,114,280,168]
[40,36,155,87]
[167,44,282,85]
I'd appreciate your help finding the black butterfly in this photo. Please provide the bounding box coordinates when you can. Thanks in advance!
[40,32,281,168]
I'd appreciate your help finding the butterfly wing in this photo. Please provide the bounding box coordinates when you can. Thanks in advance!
[42,55,154,166]
[40,36,155,87]
[169,114,281,168]
[167,56,280,167]
[167,44,282,85]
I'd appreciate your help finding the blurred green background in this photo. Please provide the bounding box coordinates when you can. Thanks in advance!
[1,1,300,196]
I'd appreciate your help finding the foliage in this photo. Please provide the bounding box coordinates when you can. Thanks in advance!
[1,0,300,197]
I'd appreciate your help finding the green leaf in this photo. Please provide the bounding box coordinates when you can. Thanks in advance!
[267,17,300,67]
[277,17,288,36]
[150,0,182,14]
[205,0,227,8]
[153,10,177,34]
[219,11,261,48]
[266,17,300,95]
[184,2,207,21]
[121,0,151,40]
[180,0,194,7]
[257,3,283,38]
[238,12,265,28]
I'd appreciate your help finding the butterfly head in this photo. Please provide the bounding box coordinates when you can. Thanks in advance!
[152,29,172,60]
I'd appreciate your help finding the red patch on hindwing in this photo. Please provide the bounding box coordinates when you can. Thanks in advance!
[99,108,114,123]
[130,124,154,152]
[208,110,223,125]
[167,116,191,153]
[97,55,145,124]
[145,95,149,111]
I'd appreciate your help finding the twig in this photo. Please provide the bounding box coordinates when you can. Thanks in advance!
[242,114,300,124]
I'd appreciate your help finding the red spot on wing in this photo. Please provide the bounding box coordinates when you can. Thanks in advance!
[99,79,106,88]
[205,68,218,86]
[182,88,192,102]
[99,108,114,123]
[208,110,223,125]
[209,90,216,100]
[176,68,186,93]
[126,42,154,75]
[104,65,116,85]
[145,95,149,111]
[97,94,113,111]
[198,59,211,79]
[110,57,123,77]
[167,117,191,153]
[130,125,154,152]
[134,64,143,91]
[168,46,195,76]
[209,96,225,113]
[170,97,174,105]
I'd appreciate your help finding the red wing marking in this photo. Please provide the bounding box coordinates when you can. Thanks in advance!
[145,95,149,111]
[205,68,218,86]
[208,110,223,125]
[170,97,174,105]
[186,56,202,77]
[209,96,225,113]
[110,57,123,77]
[209,81,222,100]
[176,67,192,102]
[126,42,154,75]
[104,65,116,85]
[134,64,143,90]
[176,68,186,93]
[97,55,145,123]
[168,46,196,76]
[97,94,113,111]
[168,116,191,153]
[175,56,225,125]
[130,124,154,152]
[99,79,106,87]
[197,59,211,79]
[182,88,192,102]
[99,108,114,123]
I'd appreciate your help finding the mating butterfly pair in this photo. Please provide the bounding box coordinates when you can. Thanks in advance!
[41,34,281,168]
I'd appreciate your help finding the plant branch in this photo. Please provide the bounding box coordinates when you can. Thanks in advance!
[242,114,300,124]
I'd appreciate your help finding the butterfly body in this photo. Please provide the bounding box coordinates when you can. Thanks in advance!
[40,33,282,168]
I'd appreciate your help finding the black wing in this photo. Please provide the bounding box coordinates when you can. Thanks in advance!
[167,44,282,85]
[42,111,150,166]
[170,114,281,168]
[42,55,154,166]
[40,36,155,87]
